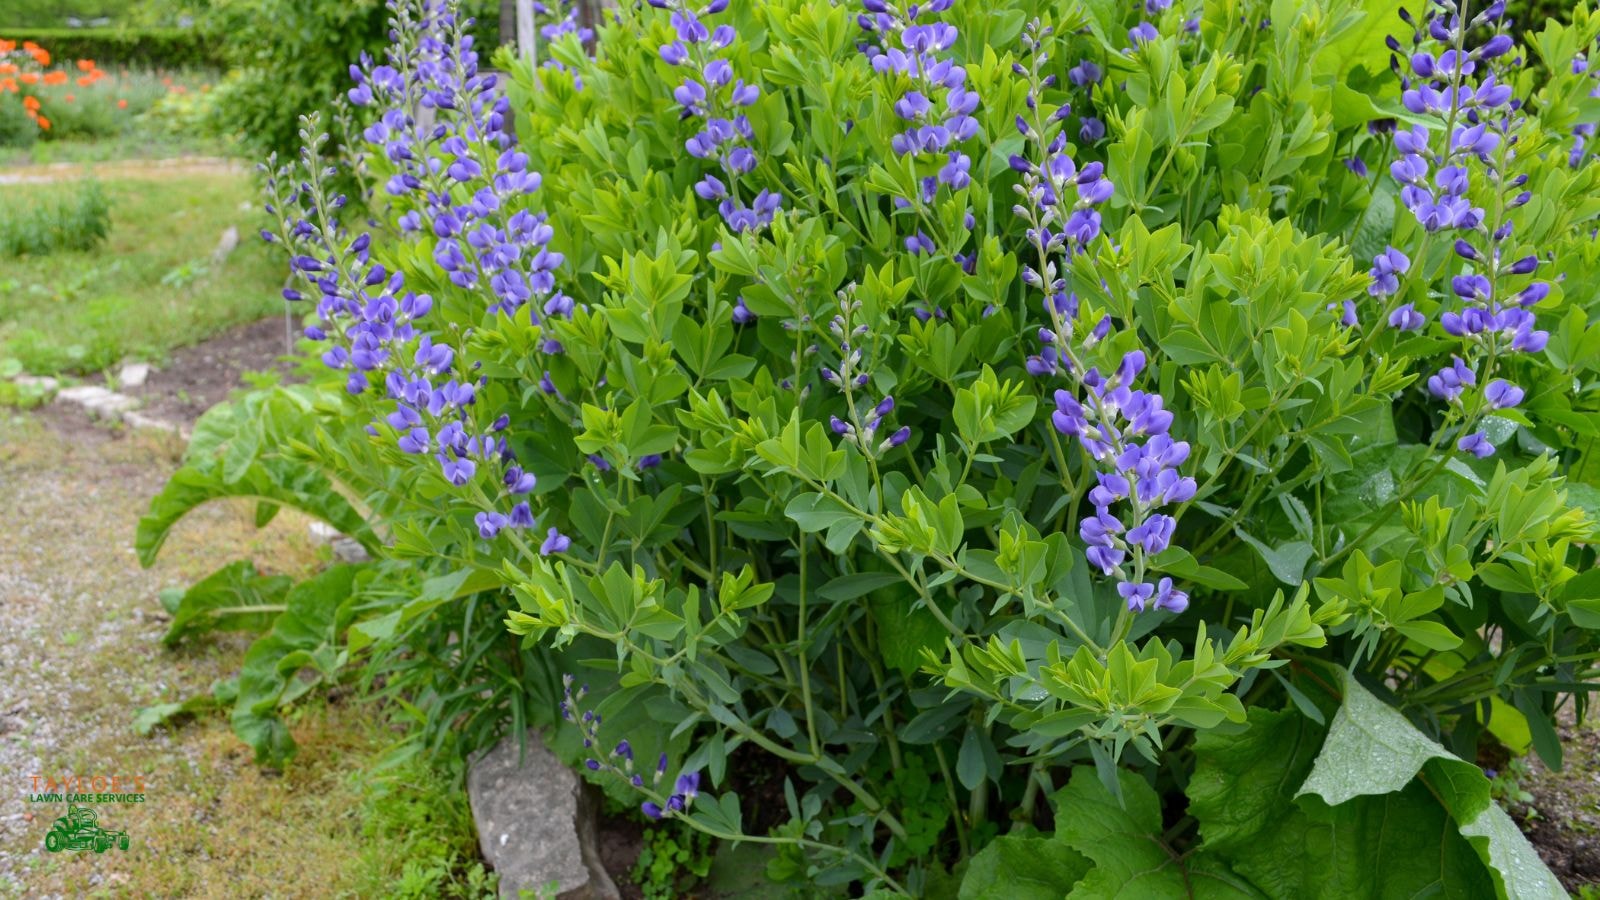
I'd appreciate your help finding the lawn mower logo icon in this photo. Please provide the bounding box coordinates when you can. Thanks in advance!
[43,804,130,853]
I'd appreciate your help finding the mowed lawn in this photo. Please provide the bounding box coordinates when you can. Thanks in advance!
[0,170,286,374]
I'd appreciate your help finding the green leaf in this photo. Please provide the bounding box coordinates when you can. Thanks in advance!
[1052,768,1255,898]
[1149,547,1248,591]
[956,726,985,790]
[958,835,1090,900]
[161,560,293,646]
[232,564,367,767]
[1234,530,1315,585]
[784,492,855,532]
[1191,703,1500,899]
[817,572,904,602]
[1297,672,1565,899]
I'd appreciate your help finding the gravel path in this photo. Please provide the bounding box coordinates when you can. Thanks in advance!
[0,406,363,897]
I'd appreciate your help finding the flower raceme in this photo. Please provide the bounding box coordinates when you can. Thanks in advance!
[264,0,572,553]
[1007,20,1192,616]
[561,675,701,821]
[654,0,783,234]
[858,0,981,257]
[1383,0,1549,460]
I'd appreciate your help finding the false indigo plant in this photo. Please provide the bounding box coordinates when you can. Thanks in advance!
[144,0,1600,895]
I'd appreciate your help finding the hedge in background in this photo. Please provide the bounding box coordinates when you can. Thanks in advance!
[0,27,221,69]
[200,0,498,163]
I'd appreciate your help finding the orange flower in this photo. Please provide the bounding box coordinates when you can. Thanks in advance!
[21,95,39,111]
[160,76,172,86]
[0,62,15,75]
[0,78,15,93]
[43,71,67,86]
[117,98,127,109]
[0,39,16,54]
[64,93,74,102]
[19,72,37,84]
[36,115,50,130]
[76,59,94,71]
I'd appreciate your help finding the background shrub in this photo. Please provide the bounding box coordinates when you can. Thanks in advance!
[198,0,499,161]
[0,180,110,257]
[0,27,221,69]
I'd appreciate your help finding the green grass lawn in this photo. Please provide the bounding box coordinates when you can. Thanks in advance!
[0,171,287,374]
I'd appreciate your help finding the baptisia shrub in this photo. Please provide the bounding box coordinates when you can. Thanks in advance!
[141,0,1600,893]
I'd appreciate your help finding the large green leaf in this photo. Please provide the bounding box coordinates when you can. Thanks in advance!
[232,564,366,767]
[1191,704,1497,898]
[160,560,293,646]
[1297,673,1566,900]
[958,834,1090,900]
[1051,768,1258,899]
[136,386,378,567]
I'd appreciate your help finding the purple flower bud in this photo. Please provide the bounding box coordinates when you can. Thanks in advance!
[540,527,573,555]
[1458,431,1494,458]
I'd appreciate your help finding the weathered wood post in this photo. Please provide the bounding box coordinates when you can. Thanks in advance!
[516,0,538,70]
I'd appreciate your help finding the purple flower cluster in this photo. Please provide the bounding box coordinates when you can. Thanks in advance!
[265,0,573,549]
[537,0,594,44]
[1066,59,1105,144]
[1385,1,1550,459]
[349,1,570,323]
[1386,2,1516,233]
[1010,21,1116,380]
[1125,0,1198,48]
[1007,23,1191,615]
[858,0,979,255]
[1055,352,1196,614]
[1571,54,1600,168]
[823,287,910,455]
[653,0,782,233]
[561,675,701,822]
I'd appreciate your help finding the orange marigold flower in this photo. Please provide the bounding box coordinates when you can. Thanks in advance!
[117,98,127,108]
[1,78,15,93]
[0,62,16,75]
[22,95,39,111]
[76,75,92,86]
[36,115,50,130]
[19,72,38,84]
[0,39,16,53]
[76,59,94,71]
[43,71,68,86]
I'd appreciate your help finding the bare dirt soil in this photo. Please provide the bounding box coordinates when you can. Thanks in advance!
[120,315,300,423]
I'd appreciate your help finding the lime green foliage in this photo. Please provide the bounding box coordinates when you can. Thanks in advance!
[633,826,714,899]
[0,179,108,257]
[354,752,499,899]
[0,173,284,373]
